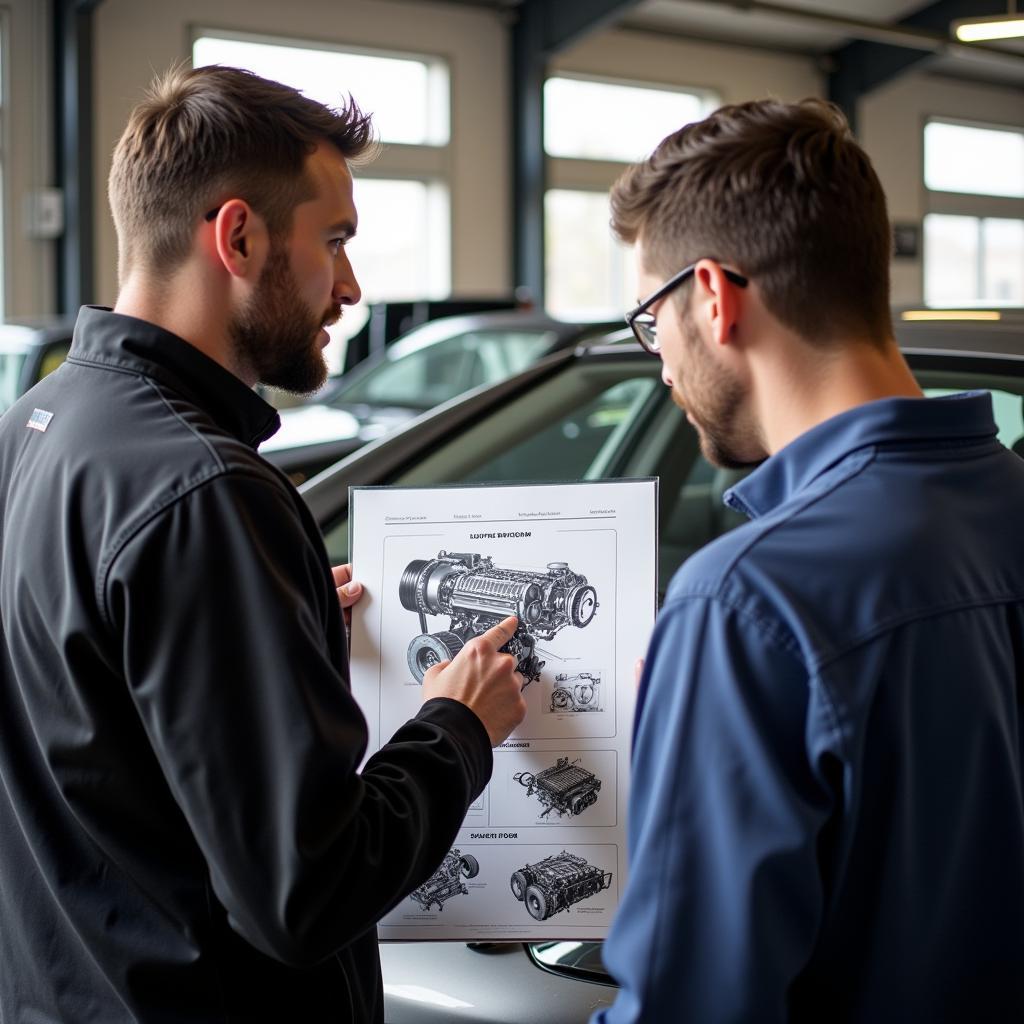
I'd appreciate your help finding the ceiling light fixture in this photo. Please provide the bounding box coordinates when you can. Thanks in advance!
[952,2,1024,42]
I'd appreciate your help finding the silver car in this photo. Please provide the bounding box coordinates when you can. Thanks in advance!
[299,312,1024,1022]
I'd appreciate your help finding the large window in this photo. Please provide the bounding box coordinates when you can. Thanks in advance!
[192,30,452,371]
[543,74,717,320]
[923,119,1024,307]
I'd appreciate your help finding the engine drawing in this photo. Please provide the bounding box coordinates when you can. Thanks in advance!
[549,671,602,713]
[408,848,480,912]
[509,851,612,921]
[399,551,599,685]
[514,757,601,818]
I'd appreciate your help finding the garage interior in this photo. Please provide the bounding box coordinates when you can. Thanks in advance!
[4,0,1023,330]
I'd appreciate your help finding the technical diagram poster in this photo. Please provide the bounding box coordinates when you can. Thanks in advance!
[348,479,657,940]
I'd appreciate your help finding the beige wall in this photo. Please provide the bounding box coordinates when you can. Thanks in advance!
[555,27,823,106]
[92,0,510,307]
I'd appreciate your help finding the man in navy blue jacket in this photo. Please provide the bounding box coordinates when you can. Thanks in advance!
[596,98,1024,1023]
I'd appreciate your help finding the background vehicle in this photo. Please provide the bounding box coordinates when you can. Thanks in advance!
[260,311,616,483]
[298,314,1024,1022]
[0,319,75,414]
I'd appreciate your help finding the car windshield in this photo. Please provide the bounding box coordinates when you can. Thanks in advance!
[331,329,558,410]
[321,355,1024,582]
[0,351,28,413]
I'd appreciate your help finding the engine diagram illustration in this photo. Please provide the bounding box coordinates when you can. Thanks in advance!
[549,671,602,713]
[514,757,602,818]
[509,851,613,921]
[399,550,599,684]
[408,848,480,913]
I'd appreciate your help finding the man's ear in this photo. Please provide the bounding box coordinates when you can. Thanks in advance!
[693,259,742,348]
[209,199,268,280]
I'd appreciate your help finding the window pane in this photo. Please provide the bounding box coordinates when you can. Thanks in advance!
[322,178,450,373]
[545,77,709,162]
[924,122,1024,198]
[545,190,635,319]
[924,213,980,306]
[924,213,1024,307]
[982,218,1024,305]
[193,35,448,145]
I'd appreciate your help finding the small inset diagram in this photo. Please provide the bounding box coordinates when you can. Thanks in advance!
[399,551,599,685]
[408,848,480,912]
[514,757,601,818]
[548,671,602,713]
[509,851,612,921]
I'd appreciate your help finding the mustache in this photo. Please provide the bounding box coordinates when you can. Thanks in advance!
[322,305,343,329]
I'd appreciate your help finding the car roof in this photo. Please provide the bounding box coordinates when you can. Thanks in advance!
[0,318,76,353]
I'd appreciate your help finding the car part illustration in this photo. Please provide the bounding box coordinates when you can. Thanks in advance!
[514,757,602,818]
[509,851,612,921]
[399,550,599,684]
[408,848,480,912]
[550,671,601,712]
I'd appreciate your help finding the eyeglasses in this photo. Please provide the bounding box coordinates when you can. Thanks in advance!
[625,261,749,354]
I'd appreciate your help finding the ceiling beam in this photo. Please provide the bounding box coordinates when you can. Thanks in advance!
[827,0,1021,133]
[511,0,644,304]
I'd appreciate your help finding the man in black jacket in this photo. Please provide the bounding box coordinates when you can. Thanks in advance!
[0,65,526,1022]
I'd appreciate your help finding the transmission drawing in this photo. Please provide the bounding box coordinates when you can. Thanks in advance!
[548,671,602,713]
[514,757,602,818]
[509,851,612,921]
[399,550,599,684]
[408,848,480,912]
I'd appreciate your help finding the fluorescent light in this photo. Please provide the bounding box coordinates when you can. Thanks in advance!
[953,12,1024,42]
[901,310,1003,322]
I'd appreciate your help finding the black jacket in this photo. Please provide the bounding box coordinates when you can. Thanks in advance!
[0,306,491,1022]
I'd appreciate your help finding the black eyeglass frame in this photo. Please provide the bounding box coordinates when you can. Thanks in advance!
[625,261,749,355]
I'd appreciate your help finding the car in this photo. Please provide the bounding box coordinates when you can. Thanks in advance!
[0,319,75,415]
[295,310,1024,1022]
[258,311,617,484]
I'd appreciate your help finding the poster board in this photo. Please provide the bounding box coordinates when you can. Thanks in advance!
[348,479,657,940]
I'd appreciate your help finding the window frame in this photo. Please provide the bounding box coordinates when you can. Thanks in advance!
[922,115,1024,307]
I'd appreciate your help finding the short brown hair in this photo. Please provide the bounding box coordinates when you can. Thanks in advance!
[109,64,375,280]
[611,98,893,343]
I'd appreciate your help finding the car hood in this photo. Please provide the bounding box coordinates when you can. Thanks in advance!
[259,404,362,453]
[259,403,417,453]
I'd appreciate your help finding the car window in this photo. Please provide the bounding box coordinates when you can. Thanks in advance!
[0,352,28,413]
[925,386,1024,451]
[37,342,71,382]
[333,330,558,409]
[321,362,669,563]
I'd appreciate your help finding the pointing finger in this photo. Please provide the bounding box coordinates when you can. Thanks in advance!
[480,615,519,650]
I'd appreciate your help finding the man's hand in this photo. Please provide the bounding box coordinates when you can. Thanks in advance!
[421,615,527,747]
[331,564,364,628]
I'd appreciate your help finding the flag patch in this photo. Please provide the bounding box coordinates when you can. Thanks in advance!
[26,408,54,432]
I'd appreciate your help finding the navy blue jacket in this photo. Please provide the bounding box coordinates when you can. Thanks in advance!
[598,392,1024,1023]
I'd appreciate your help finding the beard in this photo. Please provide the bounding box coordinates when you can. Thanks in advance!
[229,242,339,396]
[672,310,763,470]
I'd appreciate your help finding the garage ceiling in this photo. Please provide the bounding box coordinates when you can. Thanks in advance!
[441,0,1024,85]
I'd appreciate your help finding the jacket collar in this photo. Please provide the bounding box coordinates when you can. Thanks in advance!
[69,306,280,448]
[725,391,997,519]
